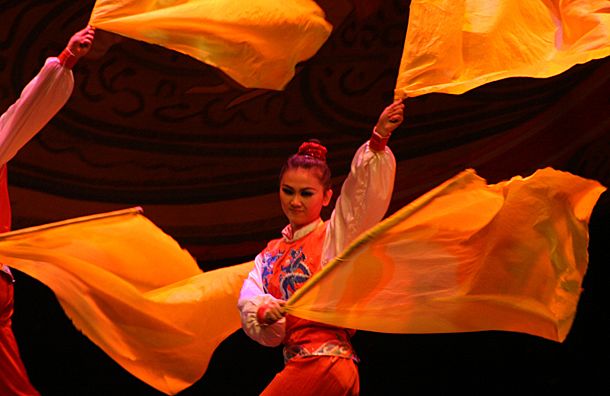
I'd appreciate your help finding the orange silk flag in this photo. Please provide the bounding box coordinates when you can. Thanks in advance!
[395,0,610,97]
[89,0,332,90]
[285,168,606,342]
[0,208,253,395]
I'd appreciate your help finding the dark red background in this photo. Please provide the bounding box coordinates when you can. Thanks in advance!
[1,1,608,394]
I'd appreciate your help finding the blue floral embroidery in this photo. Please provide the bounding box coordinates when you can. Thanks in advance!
[261,251,282,293]
[279,247,311,299]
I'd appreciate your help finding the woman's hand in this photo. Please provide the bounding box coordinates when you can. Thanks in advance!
[375,99,405,137]
[256,299,286,325]
[66,26,96,60]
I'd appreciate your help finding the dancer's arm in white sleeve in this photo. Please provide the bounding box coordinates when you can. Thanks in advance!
[237,253,286,347]
[322,100,404,263]
[0,25,95,165]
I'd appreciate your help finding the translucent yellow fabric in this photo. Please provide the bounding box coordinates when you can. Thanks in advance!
[395,0,610,98]
[0,208,253,395]
[286,168,605,342]
[0,169,604,393]
[89,0,332,90]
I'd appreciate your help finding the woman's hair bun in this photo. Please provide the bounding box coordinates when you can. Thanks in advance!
[297,141,327,162]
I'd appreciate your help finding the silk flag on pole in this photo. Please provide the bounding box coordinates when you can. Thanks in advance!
[88,0,332,90]
[285,168,606,342]
[0,207,253,395]
[395,0,610,98]
[0,171,604,393]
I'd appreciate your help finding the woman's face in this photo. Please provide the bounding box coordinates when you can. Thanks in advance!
[279,167,332,231]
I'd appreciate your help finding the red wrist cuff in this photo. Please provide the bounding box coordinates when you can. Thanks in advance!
[256,304,271,325]
[369,128,390,151]
[58,48,78,69]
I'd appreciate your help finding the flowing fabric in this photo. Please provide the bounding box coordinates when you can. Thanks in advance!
[89,0,332,90]
[395,0,610,98]
[0,208,253,395]
[285,168,606,342]
[0,170,604,393]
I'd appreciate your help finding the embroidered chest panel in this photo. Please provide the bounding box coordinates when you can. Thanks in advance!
[261,225,326,300]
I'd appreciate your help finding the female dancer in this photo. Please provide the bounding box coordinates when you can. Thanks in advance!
[238,100,404,395]
[0,26,95,395]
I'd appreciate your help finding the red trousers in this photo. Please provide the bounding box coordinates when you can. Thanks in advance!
[1,277,39,396]
[261,356,359,396]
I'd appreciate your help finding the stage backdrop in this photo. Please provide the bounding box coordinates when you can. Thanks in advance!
[1,1,608,395]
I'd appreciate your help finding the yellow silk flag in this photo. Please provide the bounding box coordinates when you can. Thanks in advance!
[285,168,606,342]
[0,208,253,395]
[89,0,332,90]
[395,0,610,97]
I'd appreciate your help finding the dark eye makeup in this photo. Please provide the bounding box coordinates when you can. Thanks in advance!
[281,184,318,198]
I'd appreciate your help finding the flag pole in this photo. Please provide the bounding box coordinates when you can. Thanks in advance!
[0,207,143,241]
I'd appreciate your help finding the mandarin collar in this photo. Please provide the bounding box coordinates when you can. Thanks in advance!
[281,218,324,242]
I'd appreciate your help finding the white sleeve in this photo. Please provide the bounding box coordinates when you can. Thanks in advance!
[0,57,74,165]
[237,253,286,347]
[322,140,396,264]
